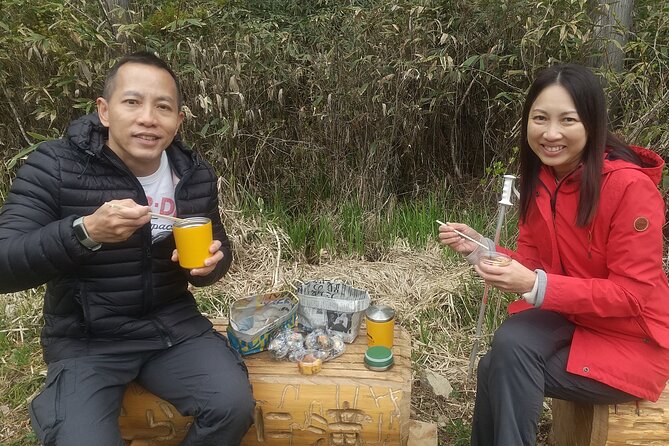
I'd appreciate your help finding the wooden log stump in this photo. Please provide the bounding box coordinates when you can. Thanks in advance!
[551,383,669,446]
[119,320,412,445]
[119,382,192,446]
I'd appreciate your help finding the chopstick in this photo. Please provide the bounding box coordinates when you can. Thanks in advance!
[435,220,489,250]
[149,213,188,224]
[106,203,188,224]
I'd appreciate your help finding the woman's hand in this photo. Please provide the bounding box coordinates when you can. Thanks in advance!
[437,221,483,256]
[474,259,536,294]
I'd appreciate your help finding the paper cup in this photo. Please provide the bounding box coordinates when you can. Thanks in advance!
[173,217,212,269]
[479,250,512,267]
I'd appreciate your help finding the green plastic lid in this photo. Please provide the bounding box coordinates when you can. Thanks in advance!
[364,346,394,371]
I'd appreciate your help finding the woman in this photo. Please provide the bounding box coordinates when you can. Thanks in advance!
[438,64,669,445]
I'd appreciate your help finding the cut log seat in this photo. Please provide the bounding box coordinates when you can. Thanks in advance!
[551,383,669,445]
[119,319,412,446]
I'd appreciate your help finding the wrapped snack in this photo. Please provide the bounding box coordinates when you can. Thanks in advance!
[305,329,334,350]
[328,333,346,360]
[267,333,290,359]
[288,344,308,362]
[285,331,305,350]
[268,327,347,364]
[304,329,346,361]
[268,328,305,360]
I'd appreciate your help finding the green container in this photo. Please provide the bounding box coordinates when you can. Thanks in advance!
[364,346,394,371]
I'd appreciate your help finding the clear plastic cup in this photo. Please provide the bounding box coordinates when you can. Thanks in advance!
[479,250,512,267]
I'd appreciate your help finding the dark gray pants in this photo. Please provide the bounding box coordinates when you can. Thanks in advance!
[29,330,255,446]
[471,309,636,446]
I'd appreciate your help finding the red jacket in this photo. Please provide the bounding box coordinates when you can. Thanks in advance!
[501,146,669,401]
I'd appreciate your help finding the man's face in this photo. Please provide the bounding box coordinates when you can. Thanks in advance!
[96,63,184,177]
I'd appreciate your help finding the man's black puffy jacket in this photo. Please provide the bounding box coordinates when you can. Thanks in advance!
[0,114,232,363]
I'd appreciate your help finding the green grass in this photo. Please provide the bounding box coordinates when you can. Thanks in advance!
[445,419,473,446]
[246,188,507,263]
[3,433,39,446]
[0,330,42,446]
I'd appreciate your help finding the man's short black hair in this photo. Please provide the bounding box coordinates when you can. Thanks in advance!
[103,51,184,108]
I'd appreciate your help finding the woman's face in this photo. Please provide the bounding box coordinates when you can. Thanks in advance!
[526,84,587,180]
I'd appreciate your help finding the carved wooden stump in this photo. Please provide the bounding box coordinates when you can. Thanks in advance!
[119,320,412,445]
[119,382,192,446]
[551,383,669,446]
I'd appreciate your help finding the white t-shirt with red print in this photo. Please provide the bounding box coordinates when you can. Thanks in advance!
[137,151,178,241]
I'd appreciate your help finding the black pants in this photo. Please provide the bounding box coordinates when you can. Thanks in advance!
[29,330,255,446]
[471,309,636,446]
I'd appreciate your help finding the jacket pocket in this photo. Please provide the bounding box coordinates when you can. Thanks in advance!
[29,361,75,445]
[74,283,91,335]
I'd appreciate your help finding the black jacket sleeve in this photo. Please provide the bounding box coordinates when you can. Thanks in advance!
[0,143,94,293]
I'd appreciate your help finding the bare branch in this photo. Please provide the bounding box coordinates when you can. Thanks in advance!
[2,87,32,146]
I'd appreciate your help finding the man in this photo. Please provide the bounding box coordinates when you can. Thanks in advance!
[0,52,254,446]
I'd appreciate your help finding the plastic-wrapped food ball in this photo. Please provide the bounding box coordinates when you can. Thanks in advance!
[305,329,333,350]
[285,331,305,350]
[268,335,290,359]
[329,334,346,359]
[312,349,330,361]
[288,345,308,362]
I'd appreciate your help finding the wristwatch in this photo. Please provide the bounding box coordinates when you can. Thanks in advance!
[73,217,102,251]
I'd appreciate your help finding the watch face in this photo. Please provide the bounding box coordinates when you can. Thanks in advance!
[74,217,101,250]
[74,222,87,240]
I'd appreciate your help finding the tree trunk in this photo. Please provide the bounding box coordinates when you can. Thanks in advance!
[98,0,131,48]
[104,0,130,24]
[104,0,129,13]
[591,0,634,72]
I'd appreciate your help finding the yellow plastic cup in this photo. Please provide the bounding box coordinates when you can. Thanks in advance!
[173,217,213,269]
[366,305,396,348]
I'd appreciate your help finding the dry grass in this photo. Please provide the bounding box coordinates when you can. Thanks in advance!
[198,212,508,444]
[1,213,556,445]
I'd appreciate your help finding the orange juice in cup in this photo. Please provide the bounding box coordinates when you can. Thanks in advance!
[173,217,212,269]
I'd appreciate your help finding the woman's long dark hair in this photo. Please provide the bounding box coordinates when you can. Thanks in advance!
[518,64,642,226]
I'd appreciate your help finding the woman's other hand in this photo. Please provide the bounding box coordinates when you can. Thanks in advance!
[475,259,537,295]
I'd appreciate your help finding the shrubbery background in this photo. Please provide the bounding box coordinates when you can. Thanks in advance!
[2,0,667,215]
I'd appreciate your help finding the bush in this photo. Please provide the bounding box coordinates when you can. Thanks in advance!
[1,0,667,209]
